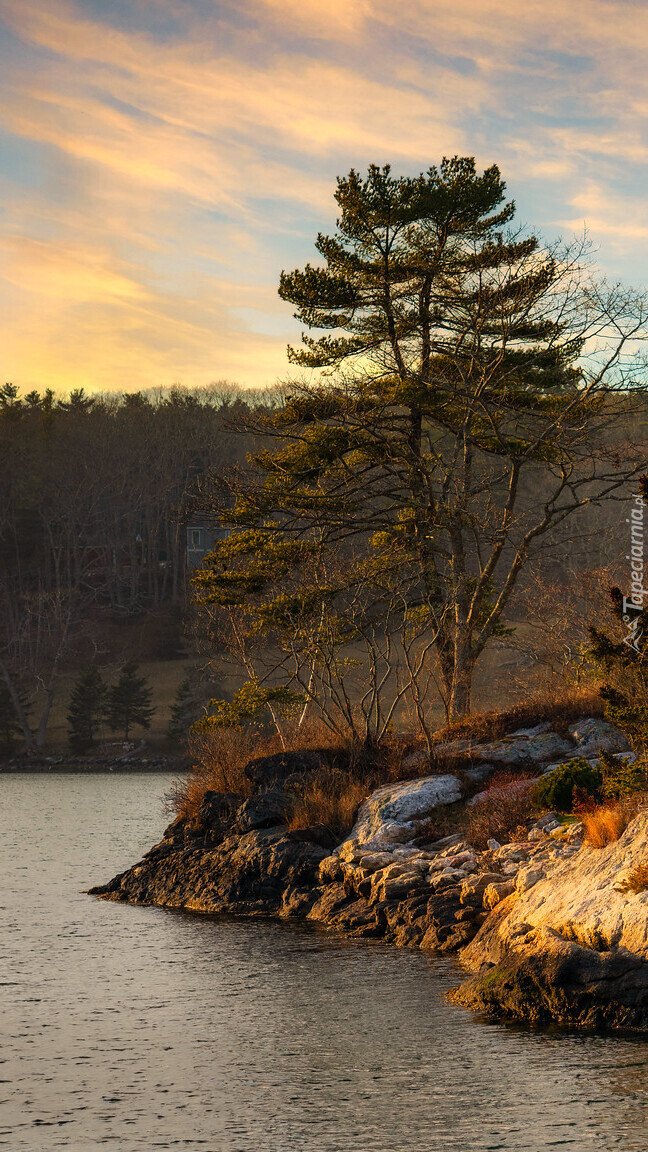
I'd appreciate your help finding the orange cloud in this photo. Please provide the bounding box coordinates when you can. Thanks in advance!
[1,0,648,393]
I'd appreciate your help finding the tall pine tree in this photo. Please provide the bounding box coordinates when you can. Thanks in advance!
[196,158,648,724]
[106,661,154,740]
[67,666,107,752]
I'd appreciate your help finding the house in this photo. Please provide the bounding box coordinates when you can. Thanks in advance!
[186,522,229,570]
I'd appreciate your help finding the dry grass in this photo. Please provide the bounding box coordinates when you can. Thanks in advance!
[582,803,634,848]
[166,728,264,821]
[466,771,539,849]
[287,769,370,840]
[433,689,604,747]
[167,717,357,823]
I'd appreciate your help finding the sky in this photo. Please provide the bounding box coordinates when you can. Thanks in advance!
[2,0,648,395]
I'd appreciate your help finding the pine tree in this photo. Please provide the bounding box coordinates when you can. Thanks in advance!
[0,684,28,754]
[67,666,107,753]
[167,667,219,740]
[195,158,648,724]
[106,661,154,740]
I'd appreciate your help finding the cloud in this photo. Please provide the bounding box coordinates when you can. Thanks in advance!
[1,0,648,392]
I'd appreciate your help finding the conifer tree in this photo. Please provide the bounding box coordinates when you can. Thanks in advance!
[0,684,27,754]
[67,666,107,752]
[106,661,154,740]
[196,158,648,724]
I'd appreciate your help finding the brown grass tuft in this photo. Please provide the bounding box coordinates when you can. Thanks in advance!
[166,728,264,821]
[433,689,604,746]
[582,803,633,848]
[287,769,370,840]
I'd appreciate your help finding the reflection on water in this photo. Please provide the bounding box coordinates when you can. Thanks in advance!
[2,773,648,1151]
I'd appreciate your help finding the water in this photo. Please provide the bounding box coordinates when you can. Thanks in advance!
[3,776,648,1152]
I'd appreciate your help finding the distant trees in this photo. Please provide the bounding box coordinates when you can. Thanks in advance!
[0,382,277,751]
[106,661,154,740]
[67,667,107,752]
[196,158,648,729]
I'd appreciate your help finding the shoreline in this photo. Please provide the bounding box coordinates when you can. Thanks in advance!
[88,718,648,1033]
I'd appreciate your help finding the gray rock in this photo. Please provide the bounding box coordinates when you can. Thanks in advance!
[511,722,553,738]
[343,773,463,847]
[472,737,532,765]
[567,717,630,757]
[525,731,572,763]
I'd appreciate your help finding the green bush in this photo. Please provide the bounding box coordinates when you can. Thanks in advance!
[599,749,648,800]
[534,757,603,812]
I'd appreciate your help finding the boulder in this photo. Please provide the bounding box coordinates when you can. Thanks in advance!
[89,827,328,915]
[197,790,244,829]
[483,881,515,910]
[524,731,572,763]
[342,773,463,847]
[567,717,630,758]
[470,738,533,766]
[452,809,648,1031]
[244,749,336,789]
[237,790,291,831]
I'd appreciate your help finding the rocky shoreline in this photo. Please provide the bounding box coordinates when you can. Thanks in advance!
[89,717,648,1032]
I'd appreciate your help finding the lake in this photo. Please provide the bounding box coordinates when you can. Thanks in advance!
[3,773,648,1151]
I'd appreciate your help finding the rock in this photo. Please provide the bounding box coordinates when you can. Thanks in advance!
[464,763,497,784]
[237,791,291,831]
[511,722,553,738]
[487,838,501,851]
[318,855,345,884]
[452,809,648,1031]
[460,872,507,905]
[402,749,430,772]
[90,827,328,916]
[427,833,464,850]
[567,717,630,757]
[197,791,244,830]
[535,812,559,828]
[470,738,533,766]
[514,865,544,893]
[343,773,463,847]
[483,881,515,910]
[525,731,572,763]
[244,749,335,789]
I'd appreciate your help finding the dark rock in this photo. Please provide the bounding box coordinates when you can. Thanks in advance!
[244,749,341,789]
[94,828,328,916]
[198,790,244,828]
[287,824,338,849]
[237,791,291,831]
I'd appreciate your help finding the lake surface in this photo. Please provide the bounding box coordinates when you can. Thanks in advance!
[3,775,648,1151]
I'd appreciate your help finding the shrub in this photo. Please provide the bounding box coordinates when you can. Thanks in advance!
[166,727,260,821]
[467,771,538,849]
[599,750,648,800]
[533,757,603,813]
[582,802,633,848]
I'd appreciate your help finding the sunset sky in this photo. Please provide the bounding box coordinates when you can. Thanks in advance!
[2,0,648,394]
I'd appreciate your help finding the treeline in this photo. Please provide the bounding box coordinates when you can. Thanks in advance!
[0,381,277,750]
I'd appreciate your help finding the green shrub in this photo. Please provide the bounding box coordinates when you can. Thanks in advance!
[599,749,648,800]
[534,757,603,812]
